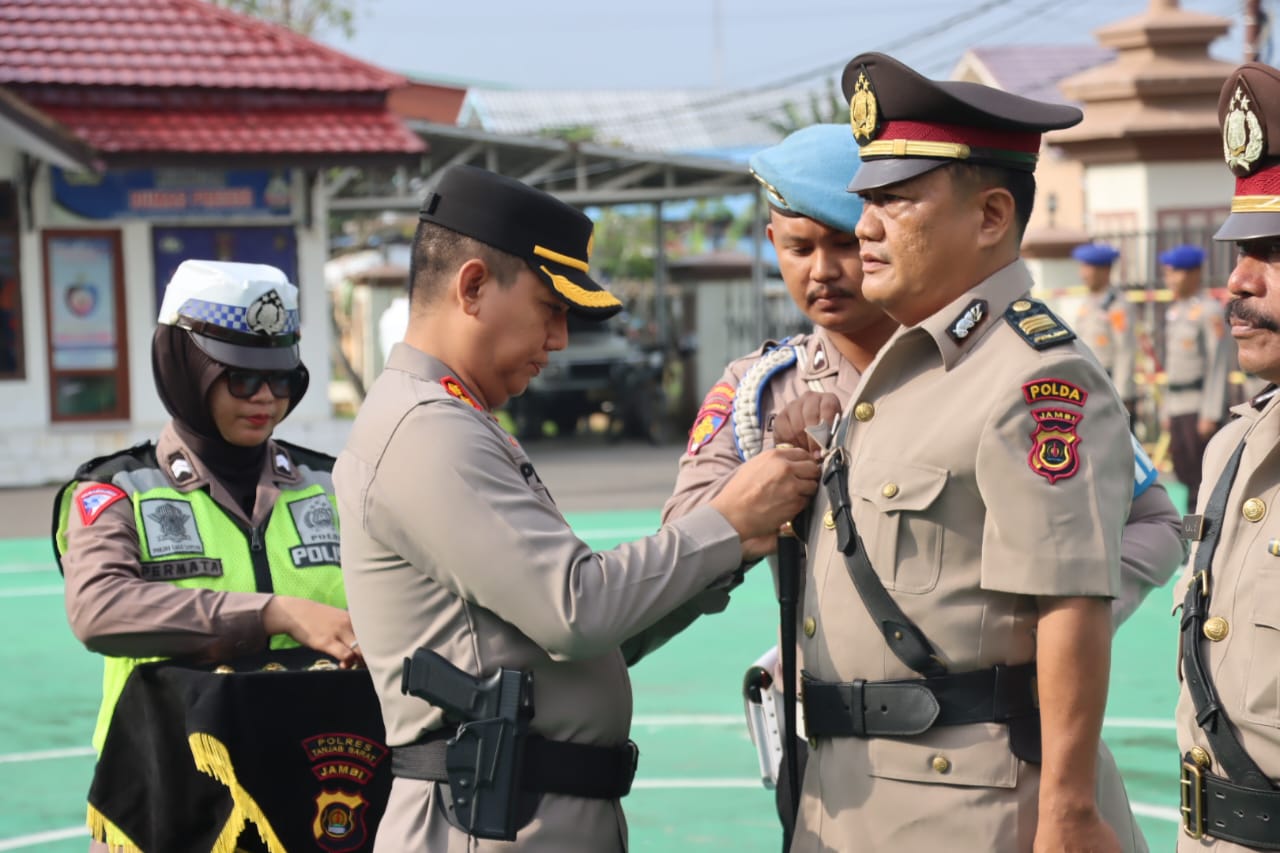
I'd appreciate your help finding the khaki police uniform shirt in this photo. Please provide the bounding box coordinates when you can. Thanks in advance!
[791,261,1145,853]
[334,343,743,853]
[1175,391,1280,852]
[1077,288,1138,403]
[62,422,309,661]
[663,327,1184,631]
[1164,295,1232,422]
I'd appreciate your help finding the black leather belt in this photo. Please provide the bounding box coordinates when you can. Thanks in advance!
[392,731,639,800]
[1182,756,1280,848]
[802,663,1037,738]
[1168,380,1205,393]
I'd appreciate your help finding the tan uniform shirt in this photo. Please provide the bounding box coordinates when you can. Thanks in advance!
[663,328,1184,629]
[1077,288,1138,403]
[62,422,307,660]
[1175,391,1280,852]
[334,344,743,853]
[1164,295,1232,422]
[791,261,1145,853]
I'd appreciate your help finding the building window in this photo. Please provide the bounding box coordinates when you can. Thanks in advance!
[0,183,22,379]
[42,230,130,421]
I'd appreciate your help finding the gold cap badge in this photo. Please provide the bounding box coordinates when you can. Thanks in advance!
[1224,83,1266,177]
[850,70,880,145]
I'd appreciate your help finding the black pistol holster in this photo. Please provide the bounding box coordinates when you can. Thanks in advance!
[396,648,638,842]
[804,449,1042,764]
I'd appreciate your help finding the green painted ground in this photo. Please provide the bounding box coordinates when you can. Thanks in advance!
[0,499,1183,851]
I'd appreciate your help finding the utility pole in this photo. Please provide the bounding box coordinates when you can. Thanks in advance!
[1245,0,1262,62]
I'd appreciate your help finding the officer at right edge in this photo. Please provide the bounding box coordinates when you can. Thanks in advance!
[1176,61,1280,851]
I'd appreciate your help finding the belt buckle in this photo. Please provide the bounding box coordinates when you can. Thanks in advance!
[1180,759,1206,840]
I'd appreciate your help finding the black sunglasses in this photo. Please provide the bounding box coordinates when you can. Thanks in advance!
[224,368,305,400]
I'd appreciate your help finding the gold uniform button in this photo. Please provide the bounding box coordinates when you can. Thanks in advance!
[881,483,899,499]
[854,402,875,422]
[1244,498,1267,522]
[931,755,951,774]
[1189,746,1212,769]
[1012,300,1032,312]
[823,510,836,530]
[1203,616,1230,642]
[803,617,817,638]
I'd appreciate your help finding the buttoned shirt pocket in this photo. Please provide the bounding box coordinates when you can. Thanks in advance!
[866,722,1019,789]
[1243,565,1280,728]
[850,459,949,593]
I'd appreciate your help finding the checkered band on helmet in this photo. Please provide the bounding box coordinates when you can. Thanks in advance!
[177,297,300,338]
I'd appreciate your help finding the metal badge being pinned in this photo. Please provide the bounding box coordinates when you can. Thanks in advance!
[849,69,880,144]
[1224,83,1265,176]
[246,289,288,335]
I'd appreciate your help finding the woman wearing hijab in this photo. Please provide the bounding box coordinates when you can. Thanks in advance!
[53,260,362,851]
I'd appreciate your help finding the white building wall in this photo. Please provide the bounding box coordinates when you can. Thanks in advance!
[0,162,352,485]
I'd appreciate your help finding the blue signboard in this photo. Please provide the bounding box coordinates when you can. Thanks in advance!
[53,167,292,220]
[152,226,298,312]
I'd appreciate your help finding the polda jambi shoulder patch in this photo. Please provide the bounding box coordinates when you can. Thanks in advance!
[687,381,736,455]
[440,376,482,411]
[77,483,128,526]
[1027,407,1084,484]
[1004,299,1076,350]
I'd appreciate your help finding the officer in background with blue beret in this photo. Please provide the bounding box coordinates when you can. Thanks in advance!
[1158,244,1231,511]
[1074,241,1139,418]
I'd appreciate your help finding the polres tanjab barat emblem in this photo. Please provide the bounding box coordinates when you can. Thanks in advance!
[850,69,880,144]
[247,289,288,336]
[1224,82,1266,176]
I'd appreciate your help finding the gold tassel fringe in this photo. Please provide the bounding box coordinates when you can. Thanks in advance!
[87,802,143,853]
[187,732,287,853]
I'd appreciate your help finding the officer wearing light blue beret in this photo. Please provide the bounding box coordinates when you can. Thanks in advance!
[748,124,865,234]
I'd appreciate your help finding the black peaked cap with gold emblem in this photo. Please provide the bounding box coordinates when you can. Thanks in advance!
[418,165,622,320]
[1216,63,1280,242]
[841,52,1083,193]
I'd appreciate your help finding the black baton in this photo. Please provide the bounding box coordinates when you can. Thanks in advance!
[775,460,803,845]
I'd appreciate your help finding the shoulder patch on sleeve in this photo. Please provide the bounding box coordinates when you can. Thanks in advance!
[1004,299,1077,351]
[1131,433,1158,498]
[77,483,128,526]
[687,381,736,455]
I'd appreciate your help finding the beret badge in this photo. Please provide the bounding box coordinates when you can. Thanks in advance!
[849,69,881,145]
[1224,82,1266,177]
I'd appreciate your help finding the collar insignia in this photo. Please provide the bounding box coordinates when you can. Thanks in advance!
[1224,82,1266,176]
[246,289,288,335]
[274,451,292,475]
[441,376,482,411]
[812,341,828,371]
[947,298,988,343]
[169,456,195,482]
[849,68,880,145]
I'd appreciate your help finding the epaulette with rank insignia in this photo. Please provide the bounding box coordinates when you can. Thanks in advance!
[1004,299,1076,351]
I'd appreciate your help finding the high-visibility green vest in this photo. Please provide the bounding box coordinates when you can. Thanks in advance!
[53,442,347,752]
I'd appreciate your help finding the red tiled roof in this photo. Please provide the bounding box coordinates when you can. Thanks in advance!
[0,0,405,91]
[42,104,425,156]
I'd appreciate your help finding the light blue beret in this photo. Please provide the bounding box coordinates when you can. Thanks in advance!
[749,124,863,233]
[1158,244,1206,270]
[1071,242,1120,266]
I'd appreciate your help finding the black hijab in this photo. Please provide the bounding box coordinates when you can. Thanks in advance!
[151,326,306,515]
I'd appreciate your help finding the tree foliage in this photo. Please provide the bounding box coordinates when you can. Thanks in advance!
[210,0,356,38]
[761,77,847,137]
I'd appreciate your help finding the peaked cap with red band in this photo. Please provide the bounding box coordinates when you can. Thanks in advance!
[1215,62,1280,242]
[841,52,1083,193]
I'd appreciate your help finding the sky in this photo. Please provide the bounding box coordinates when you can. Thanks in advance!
[316,0,1269,92]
